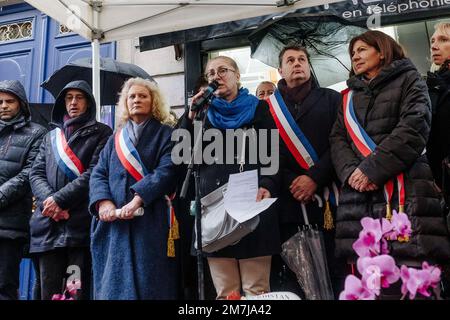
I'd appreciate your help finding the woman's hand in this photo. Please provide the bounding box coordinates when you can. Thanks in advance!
[348,168,377,192]
[118,194,144,220]
[256,187,271,201]
[98,200,117,222]
[188,89,206,120]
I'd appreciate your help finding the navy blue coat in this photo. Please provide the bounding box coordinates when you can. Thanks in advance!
[89,118,177,300]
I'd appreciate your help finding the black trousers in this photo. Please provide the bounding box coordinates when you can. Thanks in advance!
[33,247,91,300]
[0,238,24,300]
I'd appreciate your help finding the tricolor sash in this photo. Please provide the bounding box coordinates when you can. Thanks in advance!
[114,127,148,182]
[267,90,338,229]
[115,127,179,253]
[342,89,405,218]
[50,128,85,180]
[267,90,318,170]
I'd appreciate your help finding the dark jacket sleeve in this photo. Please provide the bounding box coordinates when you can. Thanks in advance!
[130,129,177,206]
[305,91,340,187]
[0,126,46,208]
[358,71,431,186]
[30,134,56,206]
[88,135,114,216]
[330,95,362,185]
[256,101,283,197]
[53,125,113,209]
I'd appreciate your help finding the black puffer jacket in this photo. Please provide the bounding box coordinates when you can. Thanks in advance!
[426,63,450,188]
[29,81,112,253]
[0,81,47,240]
[330,58,450,263]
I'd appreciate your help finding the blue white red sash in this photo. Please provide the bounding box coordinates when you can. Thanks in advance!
[267,90,318,170]
[114,127,148,181]
[50,128,85,180]
[342,89,405,216]
[267,90,338,229]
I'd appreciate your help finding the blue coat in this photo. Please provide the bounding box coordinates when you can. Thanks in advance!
[89,118,177,300]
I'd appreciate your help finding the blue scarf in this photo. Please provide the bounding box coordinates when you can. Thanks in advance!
[207,88,259,129]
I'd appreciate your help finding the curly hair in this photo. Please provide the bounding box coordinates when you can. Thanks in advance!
[117,77,176,127]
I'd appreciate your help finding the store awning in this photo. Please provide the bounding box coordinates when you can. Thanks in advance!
[23,0,342,42]
[139,0,450,51]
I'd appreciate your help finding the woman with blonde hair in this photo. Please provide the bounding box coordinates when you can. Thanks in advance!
[179,56,281,299]
[427,22,450,192]
[89,77,178,299]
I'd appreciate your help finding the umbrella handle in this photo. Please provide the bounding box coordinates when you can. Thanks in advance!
[301,194,323,226]
[301,203,309,225]
[314,194,323,207]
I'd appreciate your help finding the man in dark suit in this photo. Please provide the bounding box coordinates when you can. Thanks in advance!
[270,45,343,298]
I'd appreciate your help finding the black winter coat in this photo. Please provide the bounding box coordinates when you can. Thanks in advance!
[29,81,112,253]
[0,84,46,240]
[426,65,450,188]
[179,100,281,259]
[330,58,450,263]
[277,80,341,233]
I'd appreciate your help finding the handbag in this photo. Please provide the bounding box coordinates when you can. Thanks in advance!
[194,183,260,253]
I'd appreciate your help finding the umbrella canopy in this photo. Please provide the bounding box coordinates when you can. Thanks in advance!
[41,57,154,106]
[248,13,367,88]
[280,202,334,300]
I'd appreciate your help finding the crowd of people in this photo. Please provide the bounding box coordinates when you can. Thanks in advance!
[0,24,450,300]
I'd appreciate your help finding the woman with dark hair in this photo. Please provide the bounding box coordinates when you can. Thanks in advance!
[330,30,450,296]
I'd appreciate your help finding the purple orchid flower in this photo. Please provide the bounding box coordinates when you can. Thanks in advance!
[400,262,441,299]
[352,217,392,257]
[339,275,376,300]
[386,210,412,242]
[357,255,400,295]
[66,279,82,297]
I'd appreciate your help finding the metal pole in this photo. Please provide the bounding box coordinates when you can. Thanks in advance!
[92,2,101,120]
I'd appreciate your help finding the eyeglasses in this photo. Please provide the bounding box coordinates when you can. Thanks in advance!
[204,67,235,81]
[65,94,86,102]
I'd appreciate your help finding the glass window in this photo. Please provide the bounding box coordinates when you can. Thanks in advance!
[209,47,280,96]
[206,17,450,93]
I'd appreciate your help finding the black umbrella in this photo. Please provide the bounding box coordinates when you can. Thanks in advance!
[249,13,367,88]
[41,57,154,105]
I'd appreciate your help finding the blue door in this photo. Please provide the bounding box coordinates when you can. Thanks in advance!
[0,3,115,300]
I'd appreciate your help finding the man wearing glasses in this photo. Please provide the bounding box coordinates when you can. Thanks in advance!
[29,80,112,300]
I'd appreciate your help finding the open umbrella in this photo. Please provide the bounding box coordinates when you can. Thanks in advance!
[248,13,367,88]
[280,196,334,300]
[41,57,154,105]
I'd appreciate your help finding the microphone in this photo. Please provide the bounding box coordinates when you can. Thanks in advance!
[190,80,219,112]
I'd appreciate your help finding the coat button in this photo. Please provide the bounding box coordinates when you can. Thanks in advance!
[215,179,220,186]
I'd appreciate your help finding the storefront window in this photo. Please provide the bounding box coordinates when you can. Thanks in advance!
[209,47,280,96]
[207,17,450,94]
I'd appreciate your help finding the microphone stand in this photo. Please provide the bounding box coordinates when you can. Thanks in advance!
[180,100,210,301]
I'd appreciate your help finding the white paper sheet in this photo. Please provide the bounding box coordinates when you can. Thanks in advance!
[224,170,277,223]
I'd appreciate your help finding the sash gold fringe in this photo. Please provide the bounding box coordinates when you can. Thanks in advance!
[323,200,334,230]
